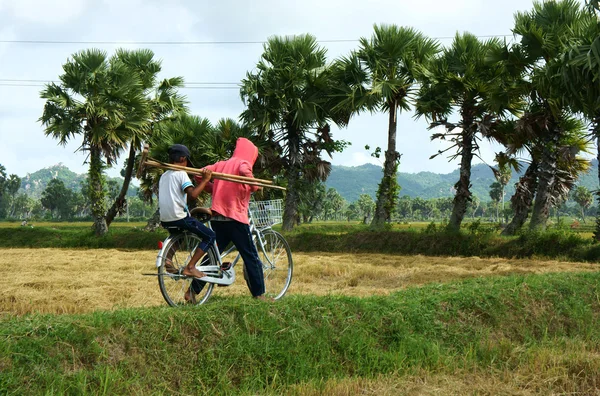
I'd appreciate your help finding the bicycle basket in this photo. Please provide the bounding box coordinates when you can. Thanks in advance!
[249,199,283,228]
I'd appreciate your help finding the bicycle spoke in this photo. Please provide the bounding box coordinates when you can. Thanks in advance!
[158,232,216,307]
[257,230,293,300]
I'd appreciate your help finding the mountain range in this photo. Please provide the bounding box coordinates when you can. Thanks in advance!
[325,160,600,203]
[14,160,600,204]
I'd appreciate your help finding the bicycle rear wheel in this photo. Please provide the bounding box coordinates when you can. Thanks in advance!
[158,232,217,306]
[257,229,293,300]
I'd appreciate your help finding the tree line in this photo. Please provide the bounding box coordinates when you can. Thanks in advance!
[295,180,597,225]
[37,0,600,237]
[0,167,156,222]
[1,161,594,226]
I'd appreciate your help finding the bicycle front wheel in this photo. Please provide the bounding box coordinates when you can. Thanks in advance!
[257,229,293,300]
[158,232,217,307]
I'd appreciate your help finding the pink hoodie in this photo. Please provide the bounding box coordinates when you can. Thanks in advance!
[197,138,260,224]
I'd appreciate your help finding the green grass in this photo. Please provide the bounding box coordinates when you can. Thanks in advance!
[1,272,599,394]
[285,223,600,262]
[0,223,168,249]
[0,221,148,228]
[1,221,600,262]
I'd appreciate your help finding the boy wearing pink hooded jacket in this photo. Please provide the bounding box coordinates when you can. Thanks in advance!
[190,138,270,301]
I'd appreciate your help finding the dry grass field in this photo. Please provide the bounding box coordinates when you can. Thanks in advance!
[1,248,598,315]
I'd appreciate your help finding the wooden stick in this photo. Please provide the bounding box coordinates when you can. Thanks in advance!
[143,160,286,191]
[145,158,273,185]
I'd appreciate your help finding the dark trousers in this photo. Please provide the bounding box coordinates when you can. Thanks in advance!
[161,215,215,252]
[192,220,265,297]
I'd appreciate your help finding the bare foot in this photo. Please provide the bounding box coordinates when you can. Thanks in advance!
[184,288,196,303]
[164,260,178,274]
[182,267,207,279]
[255,295,276,302]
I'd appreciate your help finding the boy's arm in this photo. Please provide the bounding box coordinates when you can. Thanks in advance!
[193,170,213,193]
[185,170,213,200]
[193,163,217,193]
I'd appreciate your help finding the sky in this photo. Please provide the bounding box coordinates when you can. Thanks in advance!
[0,0,580,179]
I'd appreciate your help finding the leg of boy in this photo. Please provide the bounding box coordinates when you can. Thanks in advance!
[190,225,232,295]
[180,216,216,279]
[159,224,180,274]
[218,221,265,297]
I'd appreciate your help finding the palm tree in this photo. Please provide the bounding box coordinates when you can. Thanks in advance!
[356,193,375,224]
[40,49,149,235]
[492,153,513,223]
[554,1,600,237]
[483,118,539,235]
[6,174,21,217]
[240,34,351,231]
[504,161,539,235]
[334,25,439,227]
[40,49,185,235]
[0,164,6,200]
[489,112,591,235]
[297,181,326,223]
[323,188,344,221]
[105,49,186,227]
[415,33,514,231]
[573,186,594,223]
[504,0,591,230]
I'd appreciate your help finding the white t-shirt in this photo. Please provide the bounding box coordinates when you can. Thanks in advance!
[158,170,194,222]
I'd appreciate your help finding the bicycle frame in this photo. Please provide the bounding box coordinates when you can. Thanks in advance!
[154,209,273,286]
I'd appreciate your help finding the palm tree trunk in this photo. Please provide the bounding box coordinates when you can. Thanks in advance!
[89,146,108,236]
[502,160,538,236]
[448,123,475,232]
[372,101,400,227]
[283,127,301,231]
[593,125,600,240]
[105,144,136,227]
[283,166,300,231]
[501,185,505,224]
[529,143,556,230]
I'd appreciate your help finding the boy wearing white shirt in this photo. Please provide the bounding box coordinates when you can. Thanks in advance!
[159,144,215,279]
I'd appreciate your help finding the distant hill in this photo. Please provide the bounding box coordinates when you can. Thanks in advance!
[19,163,131,198]
[326,160,600,203]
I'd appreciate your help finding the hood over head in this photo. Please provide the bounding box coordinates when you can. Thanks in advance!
[232,138,258,165]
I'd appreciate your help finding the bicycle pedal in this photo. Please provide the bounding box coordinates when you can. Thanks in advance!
[220,262,232,271]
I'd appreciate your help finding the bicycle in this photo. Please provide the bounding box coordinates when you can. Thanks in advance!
[153,199,293,306]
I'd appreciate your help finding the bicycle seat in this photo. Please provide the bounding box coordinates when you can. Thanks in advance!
[190,207,212,223]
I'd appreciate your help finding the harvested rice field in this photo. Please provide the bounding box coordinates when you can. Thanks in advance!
[2,248,598,315]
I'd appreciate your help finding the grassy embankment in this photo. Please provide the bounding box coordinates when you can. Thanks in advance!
[1,220,599,262]
[1,272,599,394]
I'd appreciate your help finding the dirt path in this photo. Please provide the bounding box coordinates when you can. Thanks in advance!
[2,248,598,315]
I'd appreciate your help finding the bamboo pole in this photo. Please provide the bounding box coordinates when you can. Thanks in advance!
[145,159,273,185]
[144,160,286,191]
